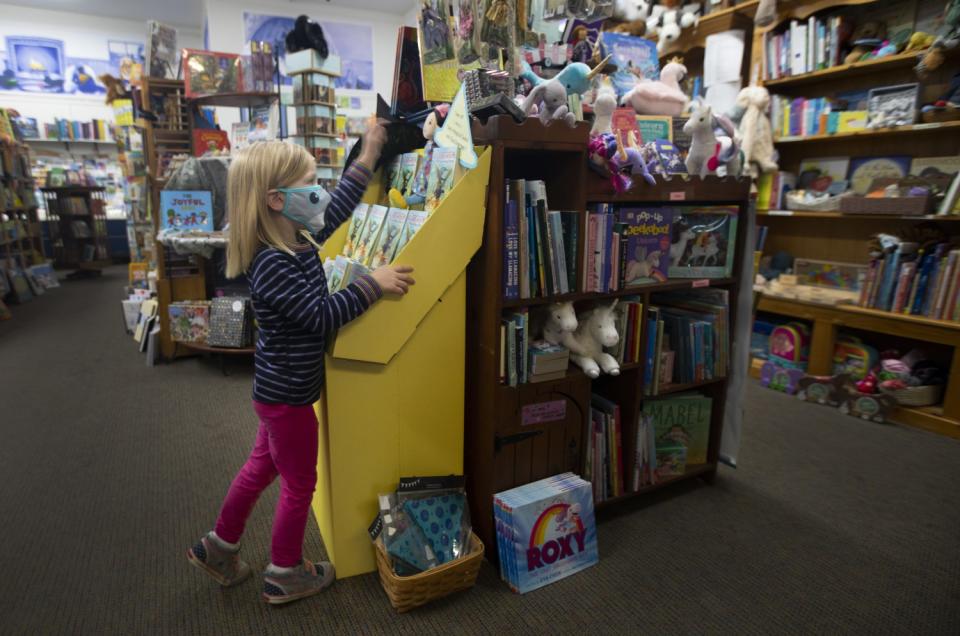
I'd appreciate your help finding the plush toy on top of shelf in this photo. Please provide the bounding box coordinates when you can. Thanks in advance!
[916,0,960,76]
[844,21,887,64]
[683,100,741,178]
[521,80,577,127]
[285,15,328,58]
[646,1,700,54]
[590,80,617,135]
[727,86,778,179]
[620,59,689,116]
[606,0,652,36]
[563,301,621,379]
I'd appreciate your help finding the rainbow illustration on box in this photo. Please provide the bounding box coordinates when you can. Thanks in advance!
[494,473,598,594]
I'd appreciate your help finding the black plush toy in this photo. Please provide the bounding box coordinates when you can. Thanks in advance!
[344,95,429,172]
[285,15,329,58]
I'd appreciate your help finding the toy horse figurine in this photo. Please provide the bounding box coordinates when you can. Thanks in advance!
[541,302,578,345]
[683,101,742,178]
[612,129,658,185]
[562,301,621,378]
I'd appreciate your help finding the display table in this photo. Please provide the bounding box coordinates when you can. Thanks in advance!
[312,148,491,577]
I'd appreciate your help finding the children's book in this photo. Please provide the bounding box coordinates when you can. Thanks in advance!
[343,259,372,289]
[611,107,640,141]
[669,206,738,279]
[342,203,370,258]
[910,156,960,178]
[354,205,388,267]
[618,207,672,286]
[159,191,213,231]
[599,32,659,99]
[327,255,349,292]
[192,130,230,157]
[369,207,409,268]
[847,155,911,195]
[398,153,421,198]
[642,393,712,466]
[146,20,178,79]
[397,209,429,257]
[654,140,685,175]
[425,147,459,213]
[383,155,403,192]
[637,116,672,142]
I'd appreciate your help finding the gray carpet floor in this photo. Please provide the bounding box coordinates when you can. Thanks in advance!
[1,266,959,635]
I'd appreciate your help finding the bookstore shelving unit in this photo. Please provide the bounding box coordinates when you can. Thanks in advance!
[747,0,960,439]
[139,77,204,360]
[465,117,751,559]
[41,185,109,273]
[1,142,44,272]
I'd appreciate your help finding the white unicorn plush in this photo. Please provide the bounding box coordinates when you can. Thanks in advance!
[541,301,578,345]
[683,100,742,178]
[562,301,621,378]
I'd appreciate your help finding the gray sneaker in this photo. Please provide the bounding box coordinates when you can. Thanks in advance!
[262,560,336,605]
[187,532,252,587]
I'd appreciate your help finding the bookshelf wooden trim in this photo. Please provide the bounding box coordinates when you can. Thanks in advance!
[757,209,960,221]
[774,121,960,144]
[653,377,727,397]
[188,91,279,108]
[595,463,718,510]
[502,278,737,308]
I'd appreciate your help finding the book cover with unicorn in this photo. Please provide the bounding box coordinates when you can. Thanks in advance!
[618,206,672,286]
[668,206,739,279]
[494,472,598,594]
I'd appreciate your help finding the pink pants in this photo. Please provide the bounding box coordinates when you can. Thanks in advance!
[214,401,319,567]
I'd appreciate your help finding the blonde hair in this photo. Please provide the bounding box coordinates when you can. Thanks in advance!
[226,141,316,278]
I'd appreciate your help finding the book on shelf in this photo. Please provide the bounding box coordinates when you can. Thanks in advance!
[500,309,530,386]
[425,146,459,213]
[586,394,625,502]
[611,298,644,366]
[368,207,409,268]
[765,14,848,81]
[669,206,738,279]
[645,289,729,394]
[352,204,388,266]
[633,413,657,490]
[860,243,960,321]
[528,340,570,383]
[642,392,713,472]
[504,179,577,300]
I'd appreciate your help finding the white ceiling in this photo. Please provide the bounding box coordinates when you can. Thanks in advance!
[2,0,416,30]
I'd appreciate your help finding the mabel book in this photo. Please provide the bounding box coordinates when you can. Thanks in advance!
[642,393,712,465]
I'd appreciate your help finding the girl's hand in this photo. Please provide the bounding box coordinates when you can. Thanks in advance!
[371,265,415,296]
[358,119,388,169]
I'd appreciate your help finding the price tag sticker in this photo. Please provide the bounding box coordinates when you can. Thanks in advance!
[692,279,710,288]
[669,191,686,201]
[521,400,566,426]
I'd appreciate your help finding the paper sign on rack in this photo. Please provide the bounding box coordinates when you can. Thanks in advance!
[703,30,745,115]
[434,83,478,169]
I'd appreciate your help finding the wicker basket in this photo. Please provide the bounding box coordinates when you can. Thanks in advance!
[374,531,484,612]
[785,191,850,212]
[880,384,943,407]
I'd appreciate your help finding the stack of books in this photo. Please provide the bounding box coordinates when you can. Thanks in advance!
[859,242,960,321]
[503,179,578,300]
[43,118,113,142]
[585,394,624,502]
[527,340,570,383]
[610,297,644,365]
[494,473,598,594]
[329,203,428,293]
[583,204,672,293]
[765,15,847,81]
[645,289,729,394]
[500,309,530,386]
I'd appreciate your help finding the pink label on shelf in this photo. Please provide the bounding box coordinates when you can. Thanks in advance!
[521,400,566,426]
[692,279,710,288]
[669,191,686,201]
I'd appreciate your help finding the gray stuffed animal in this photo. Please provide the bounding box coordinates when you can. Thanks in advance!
[521,80,577,127]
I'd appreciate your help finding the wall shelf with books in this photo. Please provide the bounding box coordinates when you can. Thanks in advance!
[749,0,960,439]
[187,91,279,110]
[466,117,751,560]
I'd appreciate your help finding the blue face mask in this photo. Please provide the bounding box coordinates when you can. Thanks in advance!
[276,185,331,234]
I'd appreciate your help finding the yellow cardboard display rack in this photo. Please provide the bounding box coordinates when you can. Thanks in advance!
[313,147,491,577]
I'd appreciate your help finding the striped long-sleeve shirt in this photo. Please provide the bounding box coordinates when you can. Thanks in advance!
[249,163,381,405]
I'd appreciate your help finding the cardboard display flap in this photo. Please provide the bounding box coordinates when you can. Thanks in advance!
[321,146,491,364]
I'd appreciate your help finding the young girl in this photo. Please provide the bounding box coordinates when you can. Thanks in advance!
[187,129,414,605]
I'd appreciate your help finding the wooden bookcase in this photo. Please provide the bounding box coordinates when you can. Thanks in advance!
[744,0,960,438]
[41,186,109,272]
[1,141,44,273]
[464,117,751,558]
